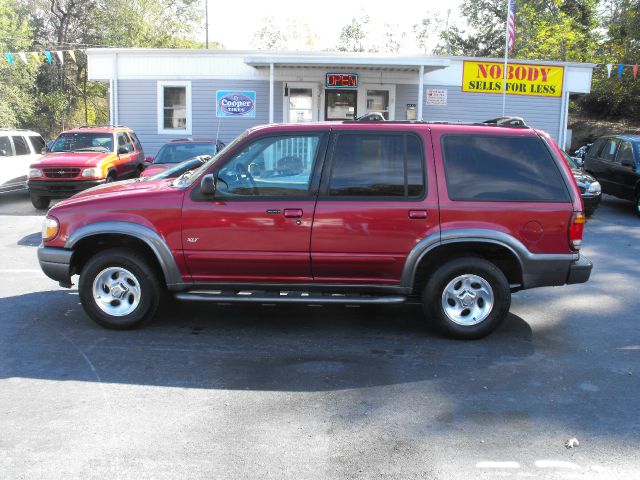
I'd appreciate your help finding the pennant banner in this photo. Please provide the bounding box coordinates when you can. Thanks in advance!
[1,49,83,66]
[618,64,624,78]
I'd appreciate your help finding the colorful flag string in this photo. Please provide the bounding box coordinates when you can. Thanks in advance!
[1,49,83,66]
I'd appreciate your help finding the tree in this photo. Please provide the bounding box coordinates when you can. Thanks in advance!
[336,16,372,52]
[0,0,38,128]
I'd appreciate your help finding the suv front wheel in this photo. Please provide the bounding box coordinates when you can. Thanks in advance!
[30,193,50,210]
[422,257,511,339]
[78,248,162,329]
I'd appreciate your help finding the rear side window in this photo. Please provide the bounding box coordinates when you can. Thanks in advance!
[600,138,620,161]
[0,136,11,156]
[29,135,45,153]
[441,134,569,202]
[615,141,635,164]
[129,132,143,153]
[328,133,425,197]
[12,136,29,155]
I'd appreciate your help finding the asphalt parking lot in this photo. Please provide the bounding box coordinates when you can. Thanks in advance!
[0,191,639,479]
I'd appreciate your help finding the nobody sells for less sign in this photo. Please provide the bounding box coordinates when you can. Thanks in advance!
[462,61,564,97]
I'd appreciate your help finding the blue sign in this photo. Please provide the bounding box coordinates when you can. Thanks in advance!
[216,90,256,118]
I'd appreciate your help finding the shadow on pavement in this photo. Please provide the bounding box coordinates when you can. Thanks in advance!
[0,289,535,392]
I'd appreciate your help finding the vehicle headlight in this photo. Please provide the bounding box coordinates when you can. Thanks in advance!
[81,167,104,179]
[587,181,601,195]
[42,216,59,241]
[29,168,43,178]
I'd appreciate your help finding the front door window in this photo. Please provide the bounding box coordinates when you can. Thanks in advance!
[288,88,314,123]
[325,90,357,120]
[365,89,390,119]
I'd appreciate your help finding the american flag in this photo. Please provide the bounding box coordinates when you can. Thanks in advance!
[507,0,516,54]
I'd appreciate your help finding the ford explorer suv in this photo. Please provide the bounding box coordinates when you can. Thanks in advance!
[37,121,592,339]
[0,129,45,193]
[27,126,145,209]
[583,135,640,215]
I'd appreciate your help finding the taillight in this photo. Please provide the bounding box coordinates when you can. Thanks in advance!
[569,212,585,251]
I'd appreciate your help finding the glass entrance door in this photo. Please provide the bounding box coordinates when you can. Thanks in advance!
[325,90,357,120]
[357,85,396,120]
[288,88,314,123]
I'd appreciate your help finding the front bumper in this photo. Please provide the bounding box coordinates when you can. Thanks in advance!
[38,246,73,287]
[28,179,106,198]
[567,254,592,284]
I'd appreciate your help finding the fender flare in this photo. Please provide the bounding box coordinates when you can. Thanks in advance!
[65,221,183,287]
[400,229,577,290]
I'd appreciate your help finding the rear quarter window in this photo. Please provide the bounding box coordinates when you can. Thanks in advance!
[441,134,570,202]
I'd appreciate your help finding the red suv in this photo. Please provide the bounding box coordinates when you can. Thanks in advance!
[28,126,145,209]
[37,121,592,339]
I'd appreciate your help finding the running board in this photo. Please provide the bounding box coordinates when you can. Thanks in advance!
[175,290,407,305]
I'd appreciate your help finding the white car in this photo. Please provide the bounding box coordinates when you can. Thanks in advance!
[0,129,45,193]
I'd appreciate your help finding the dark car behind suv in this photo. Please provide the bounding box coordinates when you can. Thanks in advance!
[583,135,640,215]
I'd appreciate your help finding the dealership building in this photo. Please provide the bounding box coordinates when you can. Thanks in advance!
[86,49,595,155]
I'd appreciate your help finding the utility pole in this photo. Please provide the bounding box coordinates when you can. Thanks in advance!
[205,0,209,49]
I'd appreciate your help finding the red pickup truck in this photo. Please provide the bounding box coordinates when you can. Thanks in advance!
[37,121,592,339]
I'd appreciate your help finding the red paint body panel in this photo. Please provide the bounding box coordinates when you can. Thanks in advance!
[181,198,316,282]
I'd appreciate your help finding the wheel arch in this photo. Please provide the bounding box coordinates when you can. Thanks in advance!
[402,230,527,293]
[66,222,182,288]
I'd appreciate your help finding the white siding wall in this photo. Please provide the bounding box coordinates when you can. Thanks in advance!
[395,84,563,141]
[117,79,282,156]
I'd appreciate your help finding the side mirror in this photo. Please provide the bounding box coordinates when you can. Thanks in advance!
[117,146,128,155]
[145,156,153,163]
[41,147,48,154]
[200,174,216,196]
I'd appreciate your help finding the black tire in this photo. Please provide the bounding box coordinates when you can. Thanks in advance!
[30,193,50,210]
[105,171,117,183]
[422,257,511,340]
[78,248,162,330]
[585,207,596,217]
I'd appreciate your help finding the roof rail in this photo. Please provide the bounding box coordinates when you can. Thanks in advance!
[77,124,128,129]
[482,116,528,127]
[355,112,386,122]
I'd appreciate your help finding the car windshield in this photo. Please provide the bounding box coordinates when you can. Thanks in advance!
[154,143,216,164]
[50,132,114,153]
[562,151,579,169]
[173,131,250,188]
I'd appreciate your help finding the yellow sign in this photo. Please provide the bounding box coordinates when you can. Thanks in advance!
[462,60,564,97]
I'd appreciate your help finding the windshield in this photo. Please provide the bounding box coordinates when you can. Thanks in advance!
[50,132,114,153]
[561,150,579,169]
[174,131,251,188]
[154,143,216,164]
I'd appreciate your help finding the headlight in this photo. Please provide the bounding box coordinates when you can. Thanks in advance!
[587,181,601,195]
[42,216,59,241]
[29,168,43,178]
[81,167,104,179]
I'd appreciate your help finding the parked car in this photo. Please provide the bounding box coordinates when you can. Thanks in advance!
[141,139,222,177]
[27,126,145,209]
[0,129,45,193]
[37,120,591,339]
[145,155,211,180]
[583,135,640,215]
[561,151,601,216]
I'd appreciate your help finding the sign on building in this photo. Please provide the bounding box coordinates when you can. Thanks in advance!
[325,73,358,89]
[462,61,564,97]
[216,91,256,117]
[426,89,447,105]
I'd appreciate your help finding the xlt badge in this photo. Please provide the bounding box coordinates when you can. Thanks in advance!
[187,237,199,243]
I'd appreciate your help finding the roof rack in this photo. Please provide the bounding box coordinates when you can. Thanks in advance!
[77,125,128,129]
[355,112,386,122]
[482,116,528,127]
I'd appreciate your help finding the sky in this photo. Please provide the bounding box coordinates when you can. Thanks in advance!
[201,0,463,53]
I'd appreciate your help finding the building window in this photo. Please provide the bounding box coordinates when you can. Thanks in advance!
[157,81,192,135]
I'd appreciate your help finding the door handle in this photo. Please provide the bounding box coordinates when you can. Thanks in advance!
[283,209,303,218]
[408,210,428,219]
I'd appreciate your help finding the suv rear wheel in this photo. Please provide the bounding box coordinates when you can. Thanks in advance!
[30,193,50,210]
[78,248,162,329]
[422,257,511,339]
